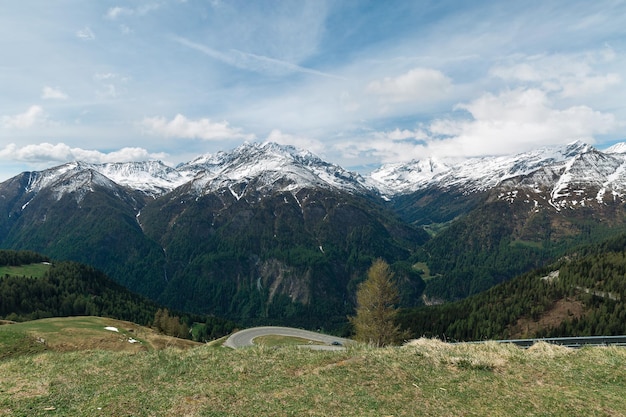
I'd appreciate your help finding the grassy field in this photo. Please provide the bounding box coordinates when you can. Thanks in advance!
[0,263,50,279]
[413,261,442,281]
[2,318,626,416]
[0,316,200,356]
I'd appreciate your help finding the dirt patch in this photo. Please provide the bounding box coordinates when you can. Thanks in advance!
[509,297,585,338]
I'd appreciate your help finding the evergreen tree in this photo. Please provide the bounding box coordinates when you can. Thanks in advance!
[349,259,404,346]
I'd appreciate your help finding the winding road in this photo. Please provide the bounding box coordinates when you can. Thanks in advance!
[224,326,351,349]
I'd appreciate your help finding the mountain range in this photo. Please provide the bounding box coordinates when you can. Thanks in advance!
[2,140,626,330]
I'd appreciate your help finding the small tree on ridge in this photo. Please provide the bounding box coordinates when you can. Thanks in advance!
[349,258,404,347]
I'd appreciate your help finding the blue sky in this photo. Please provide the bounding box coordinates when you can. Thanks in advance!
[1,0,625,181]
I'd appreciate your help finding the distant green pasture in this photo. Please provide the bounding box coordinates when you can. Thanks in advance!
[413,262,441,281]
[0,263,50,278]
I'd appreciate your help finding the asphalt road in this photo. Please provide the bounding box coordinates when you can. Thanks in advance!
[224,326,351,349]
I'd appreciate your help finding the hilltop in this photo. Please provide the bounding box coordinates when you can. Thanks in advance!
[0,316,201,358]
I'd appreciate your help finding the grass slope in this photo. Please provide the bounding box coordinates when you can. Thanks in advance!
[2,333,626,416]
[0,316,200,357]
[0,263,50,278]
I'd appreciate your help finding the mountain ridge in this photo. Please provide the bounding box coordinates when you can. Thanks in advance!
[6,140,626,209]
[3,139,626,329]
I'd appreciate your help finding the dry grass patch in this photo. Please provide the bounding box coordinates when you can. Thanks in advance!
[404,338,518,371]
[526,340,573,358]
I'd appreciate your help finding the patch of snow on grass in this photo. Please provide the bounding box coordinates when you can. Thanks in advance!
[104,326,119,332]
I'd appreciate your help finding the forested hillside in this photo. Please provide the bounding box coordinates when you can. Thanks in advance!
[0,251,237,341]
[412,197,626,301]
[139,186,428,331]
[398,233,626,341]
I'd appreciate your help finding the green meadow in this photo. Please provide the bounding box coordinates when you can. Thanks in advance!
[2,318,626,416]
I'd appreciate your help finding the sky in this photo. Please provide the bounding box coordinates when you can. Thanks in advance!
[1,0,625,181]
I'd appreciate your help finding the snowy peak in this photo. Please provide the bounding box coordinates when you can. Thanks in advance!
[5,142,375,210]
[370,157,450,195]
[498,146,626,210]
[25,162,99,193]
[22,162,123,204]
[604,142,626,154]
[370,139,626,211]
[8,140,626,213]
[179,142,373,198]
[95,161,193,197]
[370,141,602,196]
[22,160,192,200]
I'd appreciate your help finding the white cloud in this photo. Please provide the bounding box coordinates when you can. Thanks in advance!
[76,26,95,40]
[442,88,617,156]
[490,50,622,98]
[0,142,167,164]
[333,128,431,163]
[334,136,427,164]
[1,106,46,129]
[560,73,621,98]
[93,73,129,99]
[366,68,452,103]
[429,92,615,159]
[266,129,325,154]
[42,86,68,100]
[106,3,161,20]
[141,114,255,141]
[375,128,428,141]
[172,36,343,79]
[120,25,133,35]
[94,73,118,81]
[338,87,619,163]
[96,84,118,99]
[106,7,131,20]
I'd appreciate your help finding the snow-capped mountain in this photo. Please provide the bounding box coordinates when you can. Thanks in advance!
[5,139,626,327]
[20,162,130,205]
[372,141,626,211]
[7,140,626,213]
[177,141,374,198]
[370,141,594,194]
[496,146,626,211]
[369,157,451,195]
[604,142,626,154]
[20,160,192,202]
[12,142,374,206]
[94,161,194,197]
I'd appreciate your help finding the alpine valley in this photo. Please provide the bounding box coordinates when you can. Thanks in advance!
[3,140,626,331]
